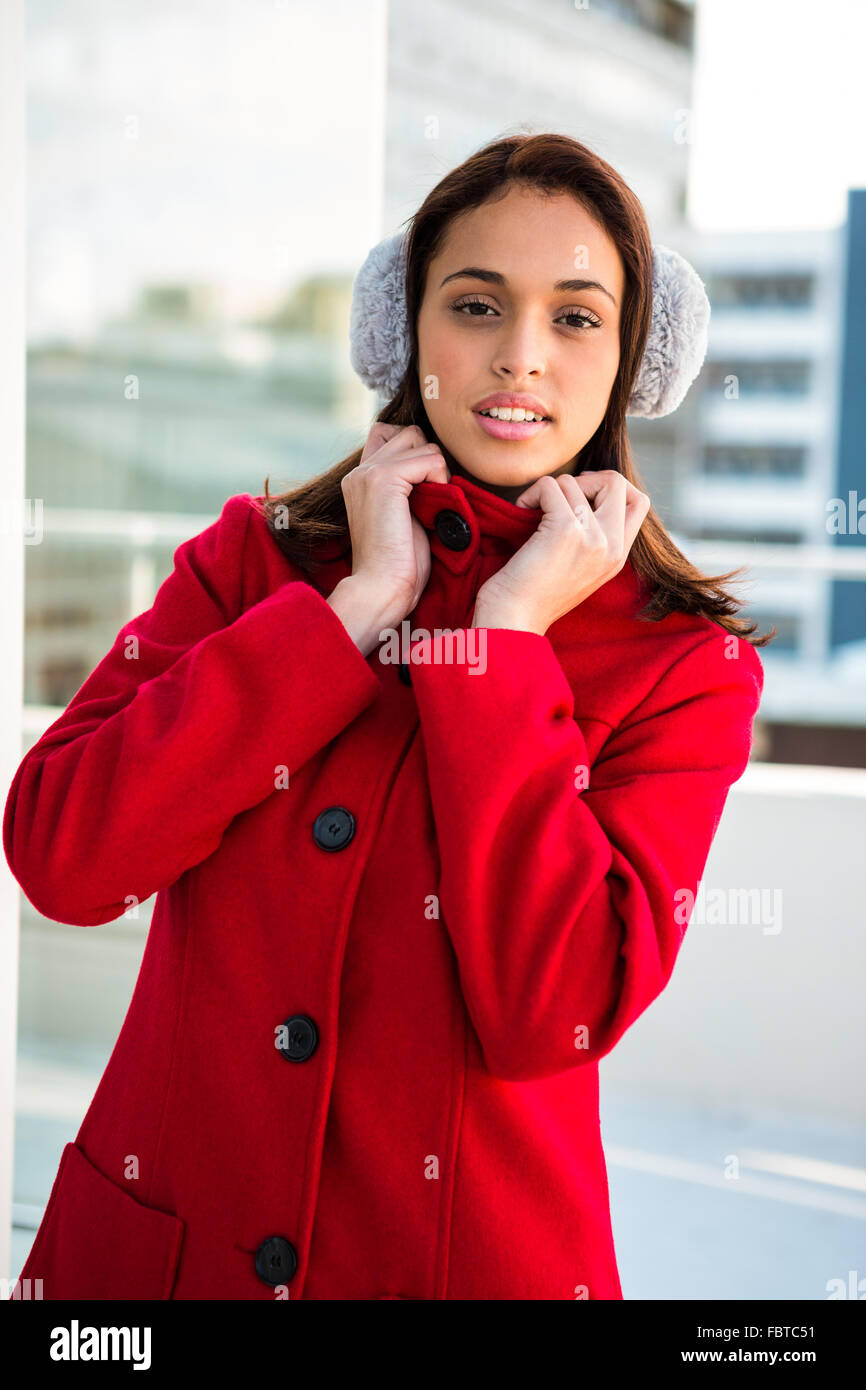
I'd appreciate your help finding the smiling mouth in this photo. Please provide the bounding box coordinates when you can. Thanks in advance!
[476,406,552,422]
[473,409,553,440]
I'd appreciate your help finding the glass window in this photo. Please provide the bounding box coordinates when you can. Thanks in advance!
[709,273,815,308]
[12,0,386,1277]
[705,360,811,394]
[700,445,808,477]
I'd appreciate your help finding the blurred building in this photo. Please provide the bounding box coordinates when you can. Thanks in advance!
[24,276,368,705]
[670,189,866,765]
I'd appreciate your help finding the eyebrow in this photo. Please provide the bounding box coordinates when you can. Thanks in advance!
[438,266,618,307]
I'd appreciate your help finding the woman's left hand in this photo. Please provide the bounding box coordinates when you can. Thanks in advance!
[471,469,651,635]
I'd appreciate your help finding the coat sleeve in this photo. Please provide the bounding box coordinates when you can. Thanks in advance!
[3,494,382,927]
[408,624,764,1082]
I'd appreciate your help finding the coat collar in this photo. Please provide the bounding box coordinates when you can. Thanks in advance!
[409,472,540,561]
[308,471,652,621]
[406,472,652,621]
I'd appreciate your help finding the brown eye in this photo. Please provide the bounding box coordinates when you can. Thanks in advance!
[451,297,602,330]
[557,309,602,330]
[452,296,496,317]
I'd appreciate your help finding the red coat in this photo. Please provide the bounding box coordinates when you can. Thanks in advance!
[4,474,763,1300]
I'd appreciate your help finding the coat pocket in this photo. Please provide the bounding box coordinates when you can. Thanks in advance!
[13,1141,185,1300]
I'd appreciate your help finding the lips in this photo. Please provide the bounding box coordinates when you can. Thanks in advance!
[473,410,552,442]
[472,392,553,420]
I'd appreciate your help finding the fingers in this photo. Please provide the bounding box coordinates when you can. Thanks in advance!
[359,422,402,463]
[349,440,450,496]
[573,471,627,556]
[517,468,650,565]
[554,472,604,530]
[591,471,652,553]
[371,448,450,488]
[514,473,576,514]
[360,422,430,463]
[622,483,651,552]
[359,423,451,482]
[572,470,650,552]
[515,473,597,532]
[573,469,648,518]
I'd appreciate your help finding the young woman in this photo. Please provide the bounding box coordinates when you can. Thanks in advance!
[5,133,772,1301]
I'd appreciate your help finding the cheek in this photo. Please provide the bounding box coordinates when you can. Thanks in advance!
[600,333,621,382]
[421,331,477,406]
[569,337,620,395]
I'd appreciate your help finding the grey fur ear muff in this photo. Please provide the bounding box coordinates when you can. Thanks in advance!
[628,243,711,418]
[349,231,710,419]
[349,232,412,403]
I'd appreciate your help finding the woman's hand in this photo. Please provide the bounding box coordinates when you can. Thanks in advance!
[328,423,450,652]
[472,469,651,635]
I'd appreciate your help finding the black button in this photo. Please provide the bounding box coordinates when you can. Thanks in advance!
[312,806,355,850]
[398,661,412,686]
[255,1235,297,1286]
[433,509,472,551]
[278,1014,318,1062]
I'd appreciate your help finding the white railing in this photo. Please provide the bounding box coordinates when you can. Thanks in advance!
[26,514,866,578]
[675,537,866,578]
[38,508,217,543]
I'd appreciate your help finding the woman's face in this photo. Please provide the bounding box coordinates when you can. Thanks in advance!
[416,184,625,502]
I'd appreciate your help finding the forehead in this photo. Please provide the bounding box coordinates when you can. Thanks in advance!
[431,186,624,301]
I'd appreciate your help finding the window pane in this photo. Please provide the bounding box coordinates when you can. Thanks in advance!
[15,0,385,1262]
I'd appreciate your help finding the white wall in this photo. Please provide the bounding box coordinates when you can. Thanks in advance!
[0,0,26,1291]
[603,762,866,1125]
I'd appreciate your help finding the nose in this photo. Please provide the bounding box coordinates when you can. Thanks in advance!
[490,311,546,380]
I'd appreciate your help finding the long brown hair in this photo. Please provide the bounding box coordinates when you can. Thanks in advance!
[258,132,774,646]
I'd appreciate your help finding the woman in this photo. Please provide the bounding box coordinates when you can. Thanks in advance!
[5,133,772,1301]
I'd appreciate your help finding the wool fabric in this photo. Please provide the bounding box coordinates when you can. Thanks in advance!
[4,475,763,1300]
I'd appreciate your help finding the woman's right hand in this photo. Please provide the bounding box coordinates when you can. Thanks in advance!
[338,422,450,627]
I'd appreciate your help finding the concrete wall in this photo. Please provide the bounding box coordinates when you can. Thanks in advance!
[603,761,866,1125]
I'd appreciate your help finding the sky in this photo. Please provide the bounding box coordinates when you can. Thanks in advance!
[690,0,866,231]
